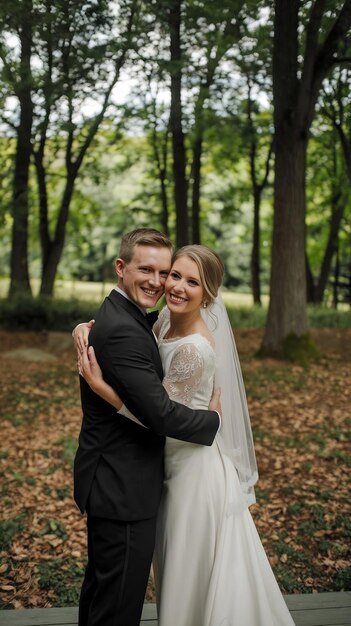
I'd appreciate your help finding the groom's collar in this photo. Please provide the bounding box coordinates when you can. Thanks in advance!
[114,287,146,316]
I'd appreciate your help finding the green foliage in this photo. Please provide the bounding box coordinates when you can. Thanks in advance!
[56,485,71,500]
[282,333,320,365]
[38,558,84,606]
[308,306,351,328]
[226,304,267,328]
[333,567,351,591]
[0,512,27,551]
[56,437,78,467]
[0,295,99,331]
[256,332,320,364]
[244,366,306,399]
[41,519,68,541]
[0,292,349,332]
[226,302,351,330]
[318,447,351,467]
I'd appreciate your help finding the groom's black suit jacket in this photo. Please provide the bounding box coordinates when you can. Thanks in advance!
[74,289,219,521]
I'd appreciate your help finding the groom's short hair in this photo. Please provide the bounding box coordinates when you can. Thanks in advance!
[119,228,173,264]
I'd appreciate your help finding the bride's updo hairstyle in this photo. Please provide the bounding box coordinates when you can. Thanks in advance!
[172,245,224,305]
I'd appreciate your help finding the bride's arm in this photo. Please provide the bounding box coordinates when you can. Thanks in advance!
[79,346,122,410]
[73,321,124,410]
[78,345,145,427]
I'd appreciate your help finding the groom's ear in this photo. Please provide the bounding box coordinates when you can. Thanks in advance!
[115,258,125,279]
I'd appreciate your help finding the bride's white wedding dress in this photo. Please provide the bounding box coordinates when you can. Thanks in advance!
[152,311,295,626]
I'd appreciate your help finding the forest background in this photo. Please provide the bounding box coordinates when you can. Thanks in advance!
[0,0,350,610]
[0,0,350,348]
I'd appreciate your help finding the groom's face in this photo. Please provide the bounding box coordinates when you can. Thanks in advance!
[115,244,172,309]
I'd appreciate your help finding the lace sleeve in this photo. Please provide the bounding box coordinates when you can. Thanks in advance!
[153,306,169,339]
[163,343,204,407]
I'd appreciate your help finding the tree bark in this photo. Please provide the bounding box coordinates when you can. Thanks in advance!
[191,136,202,244]
[306,254,316,303]
[262,0,351,356]
[332,248,340,308]
[9,1,33,297]
[169,0,188,247]
[264,131,309,353]
[251,189,262,305]
[246,80,273,306]
[39,176,75,295]
[315,191,345,303]
[151,110,170,235]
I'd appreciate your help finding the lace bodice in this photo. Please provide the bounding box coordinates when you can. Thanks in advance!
[157,308,216,410]
[118,307,216,425]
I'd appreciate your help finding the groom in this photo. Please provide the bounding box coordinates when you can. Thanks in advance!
[74,228,220,626]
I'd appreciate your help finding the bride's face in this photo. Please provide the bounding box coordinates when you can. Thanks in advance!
[165,255,204,315]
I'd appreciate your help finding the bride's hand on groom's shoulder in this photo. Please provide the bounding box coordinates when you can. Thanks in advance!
[72,319,95,354]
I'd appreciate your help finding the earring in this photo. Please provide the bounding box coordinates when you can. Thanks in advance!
[202,302,207,308]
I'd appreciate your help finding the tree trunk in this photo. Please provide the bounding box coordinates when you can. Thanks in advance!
[251,189,261,305]
[9,2,33,297]
[261,0,351,356]
[306,253,316,303]
[159,169,170,236]
[169,0,188,247]
[39,177,75,296]
[246,77,272,307]
[315,192,344,302]
[191,136,202,244]
[32,0,138,297]
[332,248,340,308]
[263,130,309,354]
[151,115,169,235]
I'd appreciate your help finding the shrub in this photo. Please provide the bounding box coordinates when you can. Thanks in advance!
[0,295,99,331]
[0,294,349,331]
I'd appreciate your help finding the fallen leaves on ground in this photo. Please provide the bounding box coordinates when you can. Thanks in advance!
[0,328,350,608]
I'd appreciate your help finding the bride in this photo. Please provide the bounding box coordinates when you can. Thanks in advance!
[74,244,295,626]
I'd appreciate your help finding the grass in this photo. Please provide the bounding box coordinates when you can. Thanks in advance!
[243,364,307,402]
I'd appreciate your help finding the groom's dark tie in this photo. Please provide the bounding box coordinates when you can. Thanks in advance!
[145,310,159,328]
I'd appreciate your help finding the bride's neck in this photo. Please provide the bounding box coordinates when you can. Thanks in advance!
[167,310,202,338]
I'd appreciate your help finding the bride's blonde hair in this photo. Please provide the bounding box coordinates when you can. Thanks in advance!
[172,245,224,305]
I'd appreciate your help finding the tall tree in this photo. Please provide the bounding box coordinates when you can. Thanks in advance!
[146,0,250,245]
[33,0,138,295]
[121,1,262,246]
[262,0,351,356]
[168,0,189,247]
[185,1,243,244]
[308,64,351,303]
[1,0,139,297]
[246,87,273,306]
[0,0,34,296]
[306,124,349,304]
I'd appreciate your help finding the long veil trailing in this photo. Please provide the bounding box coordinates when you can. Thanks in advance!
[202,293,258,506]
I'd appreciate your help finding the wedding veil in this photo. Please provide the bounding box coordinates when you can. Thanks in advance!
[201,293,258,506]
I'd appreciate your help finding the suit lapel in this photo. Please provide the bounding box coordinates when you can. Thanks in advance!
[107,289,158,341]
